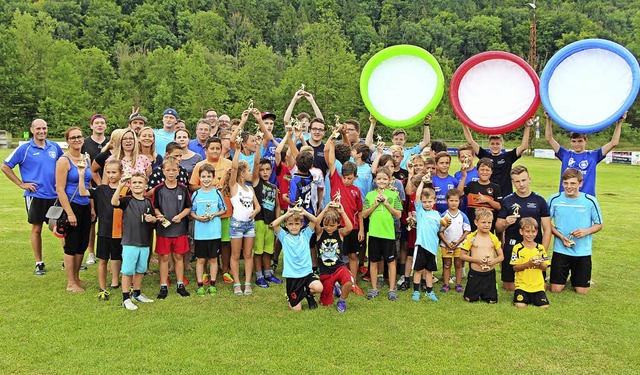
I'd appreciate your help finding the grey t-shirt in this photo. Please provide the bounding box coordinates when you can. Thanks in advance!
[153,182,192,237]
[118,196,154,247]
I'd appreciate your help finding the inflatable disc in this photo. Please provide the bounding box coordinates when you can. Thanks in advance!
[450,51,540,134]
[360,45,444,129]
[540,39,640,133]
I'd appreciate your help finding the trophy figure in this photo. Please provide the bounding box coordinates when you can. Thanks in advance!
[329,191,341,208]
[77,152,90,168]
[407,212,417,231]
[376,134,384,149]
[481,255,491,271]
[330,115,342,139]
[292,198,304,212]
[247,99,254,112]
[203,203,213,220]
[512,203,521,217]
[566,233,576,247]
[300,83,306,92]
[158,215,171,228]
[461,153,471,170]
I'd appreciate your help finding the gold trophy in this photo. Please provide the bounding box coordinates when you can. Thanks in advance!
[77,152,89,168]
[292,198,304,212]
[407,212,417,231]
[247,99,254,112]
[330,115,341,139]
[158,215,171,228]
[300,83,306,92]
[481,255,491,271]
[202,203,213,220]
[376,134,384,149]
[329,191,341,208]
[567,233,576,247]
[461,154,471,170]
[512,203,521,218]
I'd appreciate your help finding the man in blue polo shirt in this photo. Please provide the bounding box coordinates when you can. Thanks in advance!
[188,119,210,159]
[2,119,63,275]
[154,108,178,156]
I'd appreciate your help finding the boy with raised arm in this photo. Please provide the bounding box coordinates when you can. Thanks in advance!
[544,111,625,196]
[270,208,323,311]
[366,114,432,168]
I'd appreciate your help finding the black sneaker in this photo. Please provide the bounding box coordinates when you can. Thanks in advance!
[306,295,318,310]
[398,281,410,291]
[34,263,46,276]
[157,286,168,300]
[80,265,88,271]
[177,284,190,297]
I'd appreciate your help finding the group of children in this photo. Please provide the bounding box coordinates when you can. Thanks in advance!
[67,106,606,313]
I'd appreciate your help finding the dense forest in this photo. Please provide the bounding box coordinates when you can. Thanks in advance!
[1,0,640,144]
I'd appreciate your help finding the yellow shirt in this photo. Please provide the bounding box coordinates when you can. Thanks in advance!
[461,230,501,255]
[510,243,550,293]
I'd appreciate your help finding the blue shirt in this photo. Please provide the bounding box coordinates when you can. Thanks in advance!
[432,174,459,213]
[260,139,281,185]
[188,139,207,159]
[278,226,314,278]
[548,192,602,257]
[455,167,479,214]
[354,163,373,204]
[191,188,227,240]
[239,152,256,173]
[153,128,175,156]
[289,173,314,215]
[3,139,63,199]
[414,202,442,255]
[556,147,604,196]
[63,157,93,205]
[400,144,422,169]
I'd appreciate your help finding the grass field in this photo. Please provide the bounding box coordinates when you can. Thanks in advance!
[0,148,639,374]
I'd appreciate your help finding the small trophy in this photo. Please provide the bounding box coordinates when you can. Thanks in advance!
[329,191,341,208]
[247,99,254,112]
[566,234,576,247]
[77,152,89,168]
[292,198,303,212]
[407,213,417,231]
[235,135,243,145]
[376,134,384,149]
[423,172,431,184]
[330,115,342,139]
[300,83,306,92]
[158,215,171,228]
[121,173,132,182]
[481,255,491,271]
[448,242,456,254]
[461,154,471,170]
[255,125,264,141]
[512,203,521,218]
[202,203,213,220]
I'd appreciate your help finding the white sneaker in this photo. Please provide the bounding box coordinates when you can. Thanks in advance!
[432,276,439,284]
[449,277,456,284]
[123,299,138,310]
[86,253,96,265]
[462,267,467,278]
[134,294,154,303]
[396,275,405,287]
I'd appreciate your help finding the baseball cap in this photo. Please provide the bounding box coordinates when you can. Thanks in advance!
[129,113,147,124]
[163,108,178,118]
[261,112,276,121]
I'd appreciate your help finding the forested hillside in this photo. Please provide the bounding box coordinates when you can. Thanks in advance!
[1,0,639,143]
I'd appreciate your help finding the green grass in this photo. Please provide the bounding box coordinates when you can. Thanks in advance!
[0,149,639,374]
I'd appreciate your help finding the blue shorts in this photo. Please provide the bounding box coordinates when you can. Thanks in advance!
[121,245,150,276]
[229,217,255,239]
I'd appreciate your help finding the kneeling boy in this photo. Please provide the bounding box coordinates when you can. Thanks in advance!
[510,218,550,308]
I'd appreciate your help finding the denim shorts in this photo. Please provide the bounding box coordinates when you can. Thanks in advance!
[229,217,256,239]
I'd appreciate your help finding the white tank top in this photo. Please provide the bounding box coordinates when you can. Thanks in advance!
[230,184,255,221]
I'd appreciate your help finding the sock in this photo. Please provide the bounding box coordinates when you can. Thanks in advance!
[427,287,433,293]
[256,270,264,279]
[272,259,278,266]
[36,261,44,266]
[133,290,140,297]
[198,282,204,287]
[161,284,168,288]
[413,283,420,292]
[210,280,216,287]
[177,281,184,288]
[123,292,130,302]
[264,269,273,278]
[312,266,319,274]
[100,289,105,292]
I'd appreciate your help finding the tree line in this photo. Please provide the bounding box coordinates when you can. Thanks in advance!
[1,0,640,145]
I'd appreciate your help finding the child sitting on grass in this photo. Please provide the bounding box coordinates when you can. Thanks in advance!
[190,164,227,296]
[460,208,504,304]
[270,207,323,311]
[510,217,550,308]
[110,172,157,310]
[315,203,353,312]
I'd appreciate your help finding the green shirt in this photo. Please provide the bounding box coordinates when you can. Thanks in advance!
[364,188,402,240]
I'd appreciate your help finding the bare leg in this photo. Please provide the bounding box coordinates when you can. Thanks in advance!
[242,238,255,284]
[173,252,184,284]
[98,259,108,290]
[110,260,121,287]
[209,258,219,282]
[221,241,231,274]
[370,261,378,290]
[388,260,397,291]
[159,255,170,284]
[196,258,206,283]
[442,258,452,286]
[230,238,243,284]
[31,223,43,263]
[64,254,82,291]
[74,254,84,285]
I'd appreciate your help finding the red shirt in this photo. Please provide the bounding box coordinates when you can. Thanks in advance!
[276,162,294,210]
[330,169,362,229]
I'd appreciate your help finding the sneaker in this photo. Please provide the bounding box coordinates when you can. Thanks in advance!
[306,295,318,310]
[426,291,439,302]
[86,253,96,265]
[432,275,439,284]
[134,294,154,303]
[265,275,283,284]
[366,289,379,300]
[197,286,206,296]
[387,290,398,301]
[109,284,120,290]
[351,284,364,295]
[362,273,371,282]
[396,275,405,287]
[337,300,347,313]
[34,263,46,276]
[202,273,210,284]
[80,265,88,271]
[208,286,217,294]
[97,290,110,301]
[440,284,450,293]
[358,266,368,275]
[123,299,138,310]
[256,277,269,288]
[334,283,342,298]
[455,284,463,293]
[177,284,190,297]
[157,286,168,300]
[223,272,234,284]
[450,276,456,284]
[412,291,421,301]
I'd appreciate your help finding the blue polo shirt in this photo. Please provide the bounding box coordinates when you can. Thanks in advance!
[153,128,175,156]
[188,139,207,159]
[4,139,63,199]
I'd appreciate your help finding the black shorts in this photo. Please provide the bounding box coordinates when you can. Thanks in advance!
[344,230,361,255]
[550,252,591,288]
[26,197,57,225]
[412,246,437,272]
[464,269,498,303]
[195,239,221,259]
[63,203,91,256]
[368,236,396,263]
[96,236,123,261]
[286,273,319,308]
[513,289,549,306]
[501,242,516,282]
[400,224,409,242]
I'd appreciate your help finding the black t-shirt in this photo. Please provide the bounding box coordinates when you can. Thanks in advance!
[464,180,502,231]
[298,142,329,177]
[153,182,192,237]
[94,150,112,177]
[394,168,408,186]
[254,179,278,224]
[477,148,520,196]
[118,196,154,247]
[318,230,344,274]
[82,136,110,161]
[498,192,550,248]
[89,185,117,237]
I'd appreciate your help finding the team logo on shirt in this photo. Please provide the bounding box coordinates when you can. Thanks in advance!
[579,160,588,169]
[48,150,57,158]
[510,253,518,263]
[178,194,183,201]
[486,188,493,195]
[568,157,576,167]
